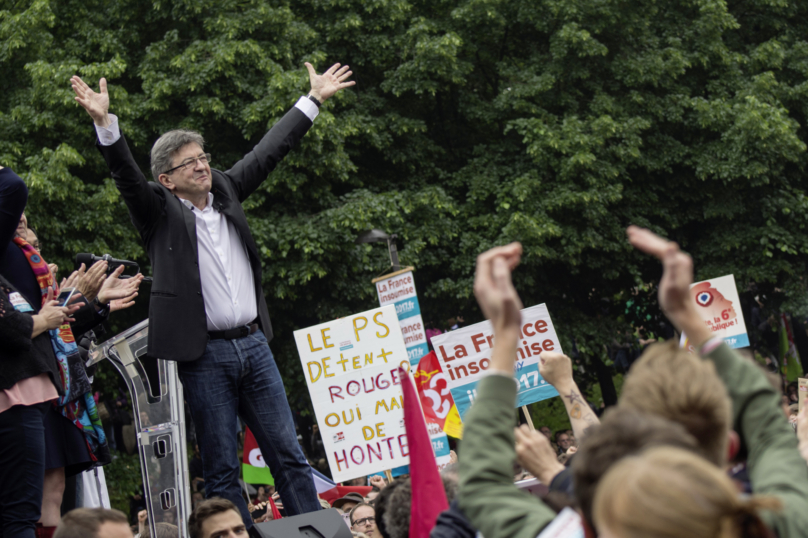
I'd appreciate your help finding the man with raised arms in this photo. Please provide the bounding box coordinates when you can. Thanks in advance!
[71,63,354,527]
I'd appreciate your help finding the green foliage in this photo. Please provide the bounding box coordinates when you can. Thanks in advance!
[3,0,808,421]
[104,450,143,517]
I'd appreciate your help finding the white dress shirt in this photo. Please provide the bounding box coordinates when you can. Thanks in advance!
[95,97,320,330]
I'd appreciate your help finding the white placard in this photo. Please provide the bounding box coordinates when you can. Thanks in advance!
[431,304,561,419]
[681,274,749,349]
[294,305,413,483]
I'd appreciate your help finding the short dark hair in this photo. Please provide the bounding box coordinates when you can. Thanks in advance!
[54,508,129,538]
[572,407,701,530]
[554,431,569,443]
[381,475,459,538]
[188,497,241,538]
[141,522,179,538]
[373,479,405,538]
[349,502,374,525]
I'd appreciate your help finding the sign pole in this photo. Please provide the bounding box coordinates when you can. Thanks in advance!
[521,405,535,430]
[384,470,394,483]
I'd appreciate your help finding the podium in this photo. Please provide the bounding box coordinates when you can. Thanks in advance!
[88,320,192,537]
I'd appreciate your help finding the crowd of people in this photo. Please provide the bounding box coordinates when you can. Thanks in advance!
[3,59,808,538]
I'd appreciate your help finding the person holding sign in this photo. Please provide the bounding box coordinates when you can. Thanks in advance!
[71,64,355,525]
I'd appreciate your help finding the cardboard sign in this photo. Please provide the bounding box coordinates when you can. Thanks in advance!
[799,378,808,413]
[374,269,430,365]
[431,304,561,419]
[294,306,412,483]
[681,274,749,349]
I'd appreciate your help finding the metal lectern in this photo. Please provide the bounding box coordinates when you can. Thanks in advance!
[88,320,191,537]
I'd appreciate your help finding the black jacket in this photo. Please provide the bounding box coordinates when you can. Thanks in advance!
[96,106,312,361]
[0,274,63,394]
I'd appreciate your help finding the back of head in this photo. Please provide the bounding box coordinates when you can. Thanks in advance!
[141,522,179,538]
[593,446,780,538]
[188,497,240,538]
[572,407,701,530]
[370,479,404,538]
[619,340,732,466]
[54,507,130,538]
[381,475,459,538]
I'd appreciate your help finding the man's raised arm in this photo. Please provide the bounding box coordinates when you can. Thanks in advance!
[224,62,355,203]
[71,76,162,235]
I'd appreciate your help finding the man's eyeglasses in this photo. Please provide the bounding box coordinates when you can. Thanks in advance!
[353,517,375,527]
[162,153,211,175]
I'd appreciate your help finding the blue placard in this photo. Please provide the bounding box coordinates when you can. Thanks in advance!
[407,343,430,366]
[393,297,421,320]
[723,333,750,349]
[450,362,559,418]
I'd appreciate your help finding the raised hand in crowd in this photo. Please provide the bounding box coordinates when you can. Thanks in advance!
[626,225,711,347]
[514,424,564,485]
[76,260,109,303]
[369,475,387,491]
[472,242,523,372]
[304,62,356,103]
[60,264,83,290]
[538,351,599,440]
[48,263,58,277]
[71,75,111,127]
[137,509,147,536]
[248,501,273,523]
[32,287,82,337]
[97,265,143,312]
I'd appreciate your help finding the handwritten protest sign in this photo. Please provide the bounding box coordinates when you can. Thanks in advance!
[294,306,412,483]
[431,304,561,419]
[680,274,749,349]
[374,269,430,365]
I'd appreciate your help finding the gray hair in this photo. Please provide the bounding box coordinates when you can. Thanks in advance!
[150,129,205,181]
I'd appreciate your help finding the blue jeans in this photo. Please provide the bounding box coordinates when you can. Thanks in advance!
[178,330,320,526]
[0,402,49,538]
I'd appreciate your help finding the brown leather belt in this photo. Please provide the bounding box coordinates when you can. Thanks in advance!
[208,323,259,340]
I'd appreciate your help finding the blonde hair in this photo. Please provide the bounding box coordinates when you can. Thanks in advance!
[593,447,780,538]
[620,341,732,465]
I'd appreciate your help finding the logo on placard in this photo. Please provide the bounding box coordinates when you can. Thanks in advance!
[696,290,714,307]
[339,341,353,351]
[333,432,345,443]
[399,419,405,428]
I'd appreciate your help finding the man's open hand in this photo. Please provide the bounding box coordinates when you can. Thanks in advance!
[514,425,565,485]
[305,63,355,103]
[538,351,574,391]
[70,76,111,128]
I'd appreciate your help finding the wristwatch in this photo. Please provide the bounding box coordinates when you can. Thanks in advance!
[93,296,110,315]
[307,94,322,108]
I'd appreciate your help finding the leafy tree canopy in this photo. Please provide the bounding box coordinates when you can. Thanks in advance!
[3,0,807,402]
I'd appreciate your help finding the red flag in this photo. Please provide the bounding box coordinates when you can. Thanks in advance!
[400,366,449,538]
[414,351,463,438]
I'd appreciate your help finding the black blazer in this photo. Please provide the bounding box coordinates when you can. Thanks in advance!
[97,106,313,362]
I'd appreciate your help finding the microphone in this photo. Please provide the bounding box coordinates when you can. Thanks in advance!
[76,253,140,269]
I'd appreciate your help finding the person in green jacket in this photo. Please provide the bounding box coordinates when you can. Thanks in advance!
[627,226,808,537]
[458,230,808,538]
